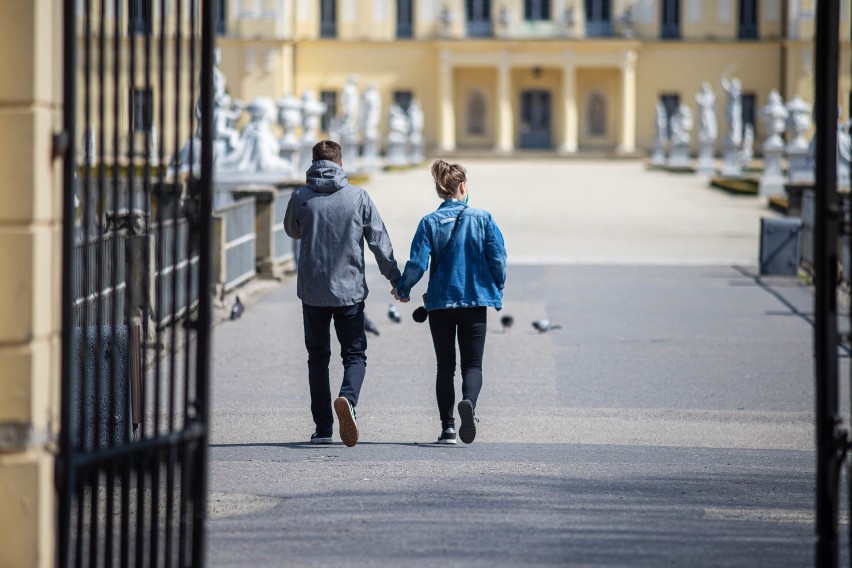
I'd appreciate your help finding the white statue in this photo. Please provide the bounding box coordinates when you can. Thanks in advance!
[670,105,693,146]
[214,94,244,158]
[300,89,326,141]
[407,98,425,164]
[786,96,812,151]
[762,90,788,143]
[786,96,814,184]
[741,124,754,169]
[695,83,717,144]
[667,105,692,169]
[386,104,410,166]
[299,89,327,173]
[340,75,360,141]
[277,94,302,148]
[721,76,743,147]
[360,84,382,142]
[217,97,293,176]
[651,101,667,166]
[720,76,743,177]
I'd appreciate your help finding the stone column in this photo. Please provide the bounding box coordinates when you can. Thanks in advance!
[618,51,637,154]
[438,50,456,152]
[0,0,62,566]
[559,58,578,153]
[494,53,514,153]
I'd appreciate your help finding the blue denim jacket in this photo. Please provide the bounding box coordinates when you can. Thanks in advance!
[397,199,507,311]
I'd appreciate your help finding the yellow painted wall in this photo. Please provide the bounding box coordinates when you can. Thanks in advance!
[454,68,496,148]
[577,68,620,148]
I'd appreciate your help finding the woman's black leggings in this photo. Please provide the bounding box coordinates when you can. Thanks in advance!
[428,307,487,429]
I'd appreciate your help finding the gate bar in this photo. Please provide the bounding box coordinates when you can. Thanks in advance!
[191,0,217,564]
[814,0,841,564]
[58,0,79,561]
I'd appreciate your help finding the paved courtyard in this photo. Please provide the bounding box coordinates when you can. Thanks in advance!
[206,160,817,567]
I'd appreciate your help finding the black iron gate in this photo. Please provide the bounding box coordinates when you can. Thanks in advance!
[58,1,214,566]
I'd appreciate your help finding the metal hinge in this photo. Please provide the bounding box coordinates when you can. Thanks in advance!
[52,131,70,161]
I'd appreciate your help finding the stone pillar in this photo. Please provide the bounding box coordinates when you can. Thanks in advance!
[438,50,456,152]
[0,0,62,566]
[559,58,578,153]
[232,185,278,278]
[494,53,514,153]
[618,51,637,154]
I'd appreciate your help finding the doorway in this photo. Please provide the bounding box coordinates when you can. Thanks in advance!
[520,89,552,149]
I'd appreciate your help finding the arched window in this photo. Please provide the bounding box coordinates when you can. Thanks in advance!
[467,90,487,135]
[586,91,607,136]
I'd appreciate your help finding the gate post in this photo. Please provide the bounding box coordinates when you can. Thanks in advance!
[0,0,64,566]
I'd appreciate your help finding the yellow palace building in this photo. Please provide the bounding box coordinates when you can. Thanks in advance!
[78,0,844,159]
[209,0,847,157]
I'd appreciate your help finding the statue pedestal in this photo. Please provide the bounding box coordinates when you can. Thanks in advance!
[361,137,380,173]
[666,143,690,169]
[386,136,407,166]
[786,146,814,185]
[279,139,300,173]
[650,144,666,167]
[721,143,742,178]
[341,137,360,172]
[407,137,424,165]
[696,143,715,174]
[759,138,785,197]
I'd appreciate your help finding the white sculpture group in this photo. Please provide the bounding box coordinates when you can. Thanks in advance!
[171,55,426,185]
[651,75,851,197]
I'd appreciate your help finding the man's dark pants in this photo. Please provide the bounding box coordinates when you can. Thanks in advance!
[302,302,367,436]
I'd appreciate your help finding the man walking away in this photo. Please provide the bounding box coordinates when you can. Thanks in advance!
[284,140,401,447]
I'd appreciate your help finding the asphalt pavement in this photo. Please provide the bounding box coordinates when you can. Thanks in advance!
[206,160,818,567]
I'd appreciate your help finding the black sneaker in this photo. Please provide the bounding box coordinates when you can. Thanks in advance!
[457,400,477,444]
[310,432,333,444]
[334,396,359,447]
[436,427,457,445]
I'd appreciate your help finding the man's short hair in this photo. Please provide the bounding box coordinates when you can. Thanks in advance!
[312,140,342,164]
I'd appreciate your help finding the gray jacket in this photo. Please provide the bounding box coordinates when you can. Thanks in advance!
[284,160,400,307]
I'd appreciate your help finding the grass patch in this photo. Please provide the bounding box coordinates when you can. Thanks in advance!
[710,177,759,195]
[768,195,789,214]
[664,165,696,174]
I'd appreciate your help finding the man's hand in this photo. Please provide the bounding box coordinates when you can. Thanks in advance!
[391,287,410,303]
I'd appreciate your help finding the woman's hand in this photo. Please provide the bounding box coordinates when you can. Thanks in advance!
[391,287,410,303]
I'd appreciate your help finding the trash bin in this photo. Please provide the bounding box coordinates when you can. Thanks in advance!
[759,217,802,276]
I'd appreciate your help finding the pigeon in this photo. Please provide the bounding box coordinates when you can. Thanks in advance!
[364,316,380,336]
[500,314,514,332]
[230,296,244,320]
[388,303,402,323]
[532,319,561,333]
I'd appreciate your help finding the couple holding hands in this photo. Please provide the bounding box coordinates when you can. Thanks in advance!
[284,141,507,447]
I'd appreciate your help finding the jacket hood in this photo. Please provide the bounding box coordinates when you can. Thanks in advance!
[306,160,348,193]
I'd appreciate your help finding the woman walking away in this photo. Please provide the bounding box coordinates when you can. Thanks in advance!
[395,160,507,445]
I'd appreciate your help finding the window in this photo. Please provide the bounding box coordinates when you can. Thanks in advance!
[131,88,153,132]
[397,0,413,38]
[320,90,337,132]
[393,90,413,112]
[584,0,611,37]
[659,93,680,138]
[738,0,758,39]
[466,0,492,37]
[661,0,680,39]
[467,90,487,135]
[741,93,756,136]
[524,0,551,21]
[586,92,607,137]
[319,0,336,38]
[216,0,227,35]
[129,0,152,34]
